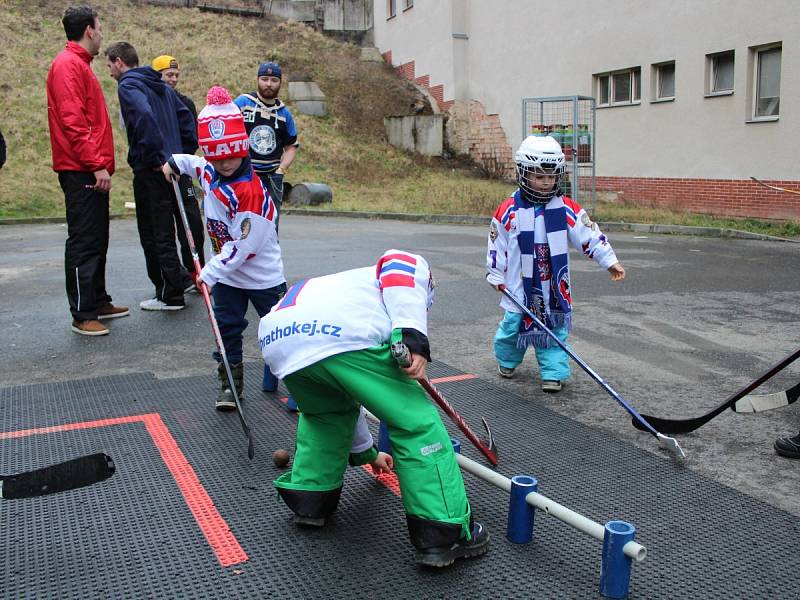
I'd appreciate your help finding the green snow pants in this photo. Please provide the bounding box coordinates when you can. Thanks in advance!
[274,344,472,542]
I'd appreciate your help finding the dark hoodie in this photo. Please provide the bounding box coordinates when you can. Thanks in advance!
[117,66,197,171]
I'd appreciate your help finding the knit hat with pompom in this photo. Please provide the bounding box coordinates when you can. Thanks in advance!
[197,86,249,161]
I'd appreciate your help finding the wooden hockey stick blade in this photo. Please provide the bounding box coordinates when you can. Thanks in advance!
[733,381,800,413]
[750,177,800,196]
[0,453,115,500]
[390,341,498,465]
[632,347,800,434]
[420,377,499,465]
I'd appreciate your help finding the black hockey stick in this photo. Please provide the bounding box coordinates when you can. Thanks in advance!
[632,347,800,433]
[733,381,800,413]
[0,453,115,500]
[171,177,254,459]
[500,287,685,458]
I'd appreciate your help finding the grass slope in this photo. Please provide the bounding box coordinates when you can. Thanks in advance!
[0,0,511,218]
[1,1,797,238]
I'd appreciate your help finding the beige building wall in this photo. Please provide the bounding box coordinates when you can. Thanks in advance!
[373,1,800,217]
[373,1,458,96]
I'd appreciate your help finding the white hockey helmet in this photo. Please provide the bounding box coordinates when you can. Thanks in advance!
[515,135,566,203]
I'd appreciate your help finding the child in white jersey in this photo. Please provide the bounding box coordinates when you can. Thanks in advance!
[259,250,489,568]
[486,135,625,393]
[162,86,286,410]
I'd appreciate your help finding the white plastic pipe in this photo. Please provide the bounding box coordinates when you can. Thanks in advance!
[455,453,647,562]
[361,408,647,562]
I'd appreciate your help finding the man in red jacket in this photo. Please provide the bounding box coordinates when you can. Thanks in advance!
[47,6,129,336]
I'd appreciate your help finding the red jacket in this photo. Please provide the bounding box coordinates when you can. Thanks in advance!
[47,41,114,174]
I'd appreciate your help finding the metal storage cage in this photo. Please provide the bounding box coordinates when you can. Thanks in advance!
[521,95,597,215]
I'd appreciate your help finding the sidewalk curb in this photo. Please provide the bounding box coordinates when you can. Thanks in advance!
[279,209,800,243]
[0,213,133,225]
[596,221,799,243]
[1,209,797,243]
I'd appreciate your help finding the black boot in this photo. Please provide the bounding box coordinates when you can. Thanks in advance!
[407,515,490,568]
[216,362,243,412]
[774,431,800,459]
[276,485,342,528]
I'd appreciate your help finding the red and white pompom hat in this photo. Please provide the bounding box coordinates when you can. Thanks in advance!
[197,86,249,161]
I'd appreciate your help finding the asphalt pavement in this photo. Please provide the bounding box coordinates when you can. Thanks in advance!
[1,214,798,516]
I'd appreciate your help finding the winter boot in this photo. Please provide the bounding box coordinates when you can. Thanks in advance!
[408,515,490,568]
[774,431,800,459]
[216,362,243,412]
[275,482,343,528]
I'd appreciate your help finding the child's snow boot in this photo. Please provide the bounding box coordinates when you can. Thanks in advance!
[216,362,243,411]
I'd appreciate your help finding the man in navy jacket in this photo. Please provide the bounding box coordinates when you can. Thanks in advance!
[105,41,197,310]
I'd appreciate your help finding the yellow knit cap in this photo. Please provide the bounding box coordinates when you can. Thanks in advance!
[152,55,178,72]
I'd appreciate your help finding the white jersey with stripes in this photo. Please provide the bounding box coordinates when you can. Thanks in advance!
[258,250,431,380]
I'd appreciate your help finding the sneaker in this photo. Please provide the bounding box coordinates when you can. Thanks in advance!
[71,319,109,336]
[415,522,489,568]
[293,515,326,528]
[542,380,563,393]
[139,298,184,311]
[774,432,800,459]
[498,365,516,379]
[96,303,130,320]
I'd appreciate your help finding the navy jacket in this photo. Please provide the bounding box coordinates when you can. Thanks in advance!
[117,67,197,171]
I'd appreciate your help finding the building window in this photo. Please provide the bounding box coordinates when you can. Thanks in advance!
[388,0,396,18]
[595,68,640,107]
[753,45,781,118]
[598,76,610,105]
[404,0,413,9]
[652,61,675,100]
[706,51,734,95]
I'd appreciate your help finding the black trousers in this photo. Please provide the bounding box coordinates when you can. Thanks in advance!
[174,174,206,274]
[59,171,112,321]
[256,171,283,234]
[132,169,185,306]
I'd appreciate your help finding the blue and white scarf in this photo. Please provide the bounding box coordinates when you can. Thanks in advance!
[514,190,572,348]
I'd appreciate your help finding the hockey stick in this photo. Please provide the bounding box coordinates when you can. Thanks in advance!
[391,342,499,466]
[632,347,800,433]
[0,453,115,500]
[750,177,800,196]
[733,381,800,413]
[171,177,254,460]
[499,287,685,458]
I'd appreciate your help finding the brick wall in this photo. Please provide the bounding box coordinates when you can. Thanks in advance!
[382,50,509,172]
[465,101,514,177]
[396,60,415,80]
[596,176,800,220]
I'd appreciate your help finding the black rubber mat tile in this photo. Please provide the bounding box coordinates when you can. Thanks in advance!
[1,361,798,598]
